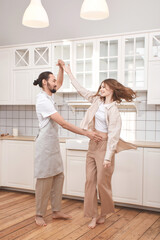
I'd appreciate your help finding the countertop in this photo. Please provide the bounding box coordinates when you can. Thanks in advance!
[0,135,68,143]
[0,135,160,148]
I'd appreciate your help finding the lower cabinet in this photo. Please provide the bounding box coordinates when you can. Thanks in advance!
[66,150,86,197]
[112,148,143,205]
[60,143,67,194]
[1,140,160,210]
[0,140,2,187]
[143,148,160,208]
[1,140,35,190]
[66,147,160,210]
[0,141,67,192]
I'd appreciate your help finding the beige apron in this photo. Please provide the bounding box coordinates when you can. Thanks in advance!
[34,120,63,178]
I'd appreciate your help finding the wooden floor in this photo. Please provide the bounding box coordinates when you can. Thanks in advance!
[0,190,160,240]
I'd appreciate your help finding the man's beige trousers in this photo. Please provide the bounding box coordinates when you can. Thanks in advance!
[35,172,64,216]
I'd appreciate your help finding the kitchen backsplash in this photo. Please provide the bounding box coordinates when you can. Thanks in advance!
[0,92,160,142]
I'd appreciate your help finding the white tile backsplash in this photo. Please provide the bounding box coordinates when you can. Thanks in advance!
[26,111,32,119]
[6,119,12,126]
[156,131,160,141]
[0,93,160,141]
[146,121,156,131]
[13,111,19,118]
[156,121,160,131]
[7,111,12,118]
[136,121,146,131]
[26,119,33,127]
[19,111,25,118]
[146,111,156,121]
[156,111,160,121]
[146,131,156,141]
[136,131,146,141]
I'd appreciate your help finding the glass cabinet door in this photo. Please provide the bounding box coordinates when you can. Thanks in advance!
[75,41,94,90]
[14,44,51,68]
[149,32,160,60]
[99,39,120,85]
[123,35,147,89]
[33,45,51,67]
[52,43,71,91]
[14,48,30,67]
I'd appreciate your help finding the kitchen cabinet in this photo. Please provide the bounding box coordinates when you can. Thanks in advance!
[122,34,148,90]
[0,141,2,186]
[0,30,159,104]
[13,68,52,105]
[13,70,32,104]
[52,42,72,92]
[1,140,35,190]
[0,140,67,192]
[147,32,160,104]
[66,150,86,197]
[12,44,52,104]
[60,143,67,194]
[112,148,143,205]
[74,40,96,91]
[65,144,160,210]
[98,37,121,85]
[147,61,160,104]
[0,49,13,104]
[149,32,160,61]
[13,44,51,69]
[143,148,160,208]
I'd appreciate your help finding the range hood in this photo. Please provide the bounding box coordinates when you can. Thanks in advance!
[66,99,140,112]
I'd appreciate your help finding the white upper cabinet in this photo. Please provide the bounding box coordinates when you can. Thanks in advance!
[98,37,121,86]
[147,61,160,104]
[13,44,51,69]
[73,40,96,91]
[52,42,72,92]
[122,34,148,90]
[0,49,13,104]
[149,32,160,61]
[147,32,160,104]
[13,70,32,104]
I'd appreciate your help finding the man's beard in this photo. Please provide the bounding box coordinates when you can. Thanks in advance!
[47,82,56,93]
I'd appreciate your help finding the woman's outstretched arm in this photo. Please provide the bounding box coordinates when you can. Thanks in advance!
[63,65,95,103]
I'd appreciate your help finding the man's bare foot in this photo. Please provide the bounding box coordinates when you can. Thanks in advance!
[88,218,97,229]
[35,216,47,226]
[96,216,106,224]
[52,211,72,220]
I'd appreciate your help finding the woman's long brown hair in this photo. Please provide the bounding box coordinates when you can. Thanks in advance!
[93,79,136,103]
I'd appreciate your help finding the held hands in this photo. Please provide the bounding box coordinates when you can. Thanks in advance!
[56,59,65,69]
[103,160,111,168]
[86,131,102,142]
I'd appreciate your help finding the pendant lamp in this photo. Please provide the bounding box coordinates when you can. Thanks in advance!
[80,0,109,20]
[22,0,49,28]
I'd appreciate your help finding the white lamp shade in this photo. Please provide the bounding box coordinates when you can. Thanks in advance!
[22,0,49,28]
[80,0,109,20]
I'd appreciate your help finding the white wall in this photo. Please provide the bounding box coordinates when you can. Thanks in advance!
[0,0,160,46]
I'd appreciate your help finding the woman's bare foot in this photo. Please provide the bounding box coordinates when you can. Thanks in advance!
[52,211,72,220]
[35,216,47,226]
[88,218,97,229]
[96,216,106,224]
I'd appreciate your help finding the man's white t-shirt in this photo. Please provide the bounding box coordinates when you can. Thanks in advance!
[36,91,57,129]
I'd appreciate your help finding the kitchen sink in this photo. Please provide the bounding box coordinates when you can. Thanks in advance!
[66,138,89,150]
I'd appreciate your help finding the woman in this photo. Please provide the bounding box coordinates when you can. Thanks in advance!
[63,64,137,229]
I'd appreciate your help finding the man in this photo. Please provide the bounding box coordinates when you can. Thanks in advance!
[33,60,101,226]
